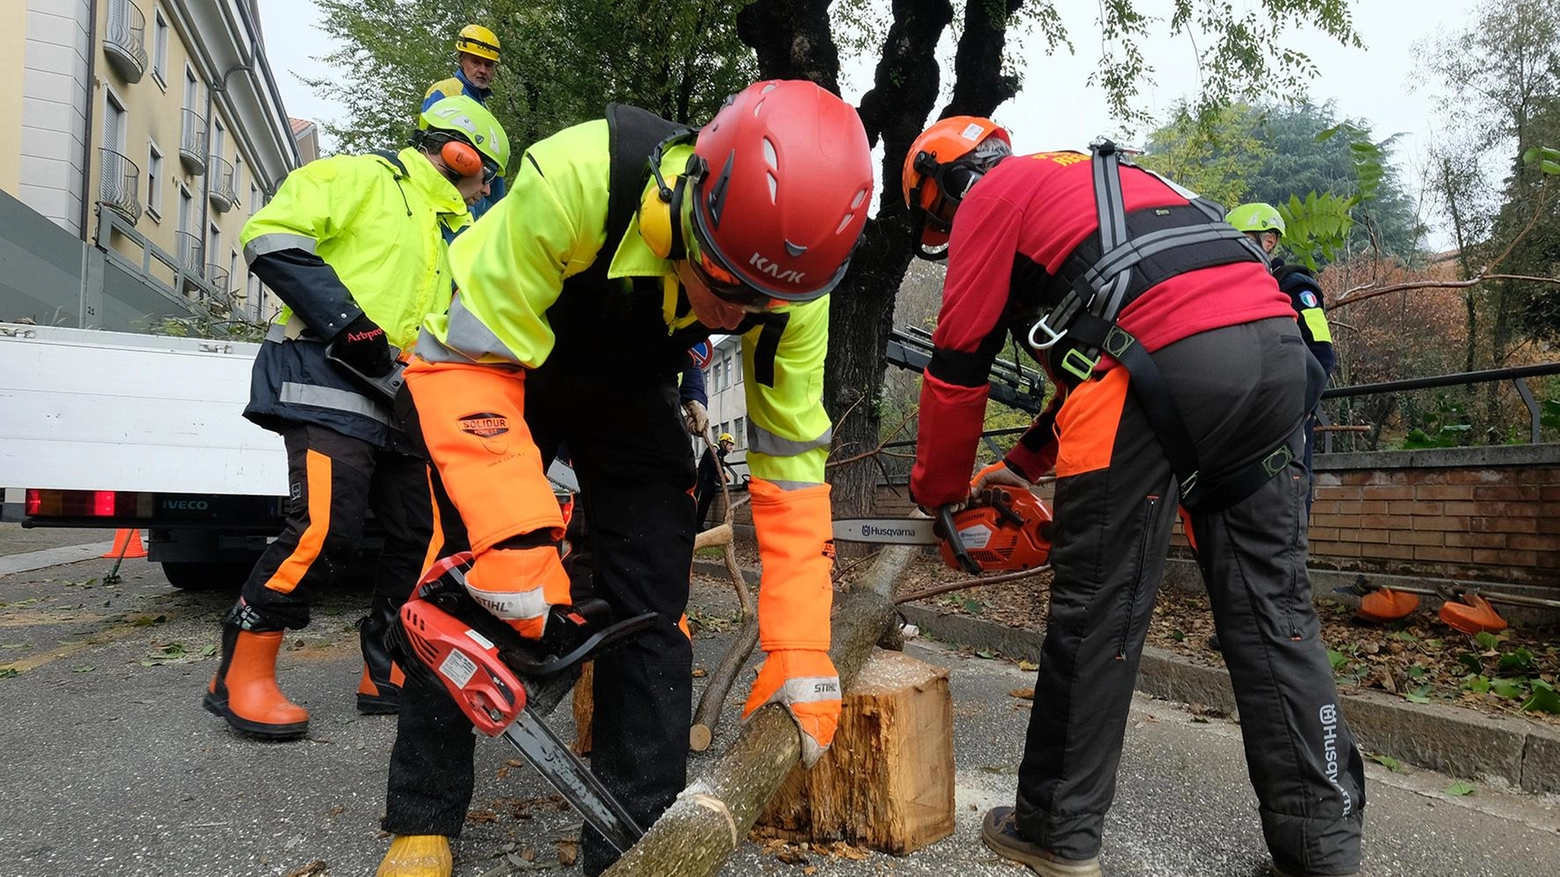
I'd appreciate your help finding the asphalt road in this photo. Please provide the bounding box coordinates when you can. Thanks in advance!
[0,529,1556,877]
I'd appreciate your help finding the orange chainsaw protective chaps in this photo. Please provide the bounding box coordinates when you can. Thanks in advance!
[750,479,834,653]
[1053,367,1130,479]
[402,359,565,555]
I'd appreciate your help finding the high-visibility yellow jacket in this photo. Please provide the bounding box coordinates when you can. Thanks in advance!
[417,114,836,652]
[419,119,833,491]
[240,147,470,445]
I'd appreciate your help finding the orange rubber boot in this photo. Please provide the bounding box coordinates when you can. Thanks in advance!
[203,627,309,740]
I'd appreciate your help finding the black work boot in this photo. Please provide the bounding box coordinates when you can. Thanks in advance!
[357,595,404,715]
[981,807,1102,877]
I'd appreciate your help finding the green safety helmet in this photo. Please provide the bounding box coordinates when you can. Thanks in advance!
[1225,202,1286,237]
[418,95,510,176]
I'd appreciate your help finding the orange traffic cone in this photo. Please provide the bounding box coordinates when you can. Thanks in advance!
[103,528,147,559]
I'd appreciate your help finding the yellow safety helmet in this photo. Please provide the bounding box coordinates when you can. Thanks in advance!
[718,433,734,444]
[455,24,500,62]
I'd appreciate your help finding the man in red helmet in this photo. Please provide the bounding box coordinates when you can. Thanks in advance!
[901,119,1364,877]
[376,81,874,877]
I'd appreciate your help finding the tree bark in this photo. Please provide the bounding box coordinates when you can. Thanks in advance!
[600,545,916,877]
[735,0,840,92]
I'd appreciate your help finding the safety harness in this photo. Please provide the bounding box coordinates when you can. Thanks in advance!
[1025,139,1323,514]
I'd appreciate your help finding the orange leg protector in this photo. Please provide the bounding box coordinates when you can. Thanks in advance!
[404,360,570,638]
[749,479,835,652]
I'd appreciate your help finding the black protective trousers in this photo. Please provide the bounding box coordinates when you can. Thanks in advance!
[237,422,435,632]
[1015,318,1365,876]
[384,367,696,877]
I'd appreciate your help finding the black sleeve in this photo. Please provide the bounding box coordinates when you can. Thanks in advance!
[248,249,365,338]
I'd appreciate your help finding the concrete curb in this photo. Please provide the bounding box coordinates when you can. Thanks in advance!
[897,604,1560,794]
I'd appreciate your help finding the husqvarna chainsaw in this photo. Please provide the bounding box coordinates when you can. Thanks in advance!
[393,553,656,854]
[832,484,1054,575]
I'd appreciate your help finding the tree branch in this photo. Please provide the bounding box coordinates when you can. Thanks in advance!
[1334,274,1560,309]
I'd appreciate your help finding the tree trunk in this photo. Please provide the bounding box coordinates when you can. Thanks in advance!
[599,546,916,877]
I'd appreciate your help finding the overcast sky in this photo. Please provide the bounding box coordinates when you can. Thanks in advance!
[257,0,1480,244]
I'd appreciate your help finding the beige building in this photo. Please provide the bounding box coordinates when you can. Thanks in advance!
[0,0,298,327]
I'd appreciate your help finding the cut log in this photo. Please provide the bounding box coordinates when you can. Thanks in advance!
[571,660,594,754]
[600,544,915,877]
[756,649,954,854]
[693,523,732,551]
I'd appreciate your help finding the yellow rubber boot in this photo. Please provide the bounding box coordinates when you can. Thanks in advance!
[376,835,451,877]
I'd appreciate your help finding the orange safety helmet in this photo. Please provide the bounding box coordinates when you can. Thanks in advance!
[683,80,874,303]
[902,116,1012,260]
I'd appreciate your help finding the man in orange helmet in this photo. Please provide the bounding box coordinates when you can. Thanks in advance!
[901,119,1364,877]
[376,81,874,877]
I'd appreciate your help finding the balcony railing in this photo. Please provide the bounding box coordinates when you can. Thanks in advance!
[208,155,237,212]
[98,148,142,224]
[180,110,207,175]
[104,0,147,84]
[175,230,204,277]
[204,264,232,309]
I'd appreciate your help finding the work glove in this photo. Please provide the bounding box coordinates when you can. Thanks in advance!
[332,313,394,377]
[463,544,572,641]
[968,460,1031,503]
[743,648,842,768]
[683,400,710,437]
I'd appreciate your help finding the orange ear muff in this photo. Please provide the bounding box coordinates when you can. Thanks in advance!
[639,175,685,260]
[441,139,484,178]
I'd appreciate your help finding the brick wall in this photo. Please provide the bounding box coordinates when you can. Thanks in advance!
[1305,445,1560,587]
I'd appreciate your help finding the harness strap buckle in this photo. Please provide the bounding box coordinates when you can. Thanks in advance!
[1261,444,1295,478]
[1059,346,1100,383]
[1027,315,1068,351]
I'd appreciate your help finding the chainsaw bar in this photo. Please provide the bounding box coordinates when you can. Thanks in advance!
[502,709,645,854]
[831,518,940,545]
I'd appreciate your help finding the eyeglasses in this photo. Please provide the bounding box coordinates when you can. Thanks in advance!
[480,160,500,186]
[685,228,772,310]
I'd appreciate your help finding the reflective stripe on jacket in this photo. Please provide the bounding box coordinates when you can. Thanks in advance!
[240,148,469,444]
[419,117,832,490]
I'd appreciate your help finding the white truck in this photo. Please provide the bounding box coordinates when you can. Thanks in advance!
[0,322,290,589]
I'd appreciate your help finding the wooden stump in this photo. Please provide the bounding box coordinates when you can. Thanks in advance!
[572,660,594,754]
[755,648,955,855]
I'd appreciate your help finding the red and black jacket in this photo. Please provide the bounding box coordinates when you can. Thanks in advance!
[910,150,1295,509]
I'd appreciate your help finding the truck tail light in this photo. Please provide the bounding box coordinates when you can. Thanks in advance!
[23,489,153,518]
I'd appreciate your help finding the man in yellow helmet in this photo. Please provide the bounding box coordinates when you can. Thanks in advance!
[201,96,509,741]
[695,430,738,529]
[424,25,506,219]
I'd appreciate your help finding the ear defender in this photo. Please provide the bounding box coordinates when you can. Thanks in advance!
[440,139,484,178]
[639,174,685,260]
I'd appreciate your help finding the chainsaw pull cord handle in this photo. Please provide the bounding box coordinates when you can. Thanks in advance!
[936,505,982,575]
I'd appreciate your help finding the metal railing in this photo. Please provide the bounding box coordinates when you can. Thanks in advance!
[180,110,207,175]
[174,231,203,276]
[204,264,231,305]
[103,0,147,84]
[1318,362,1560,452]
[97,148,142,224]
[208,155,237,212]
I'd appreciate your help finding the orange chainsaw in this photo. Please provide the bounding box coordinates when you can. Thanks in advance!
[832,485,1054,574]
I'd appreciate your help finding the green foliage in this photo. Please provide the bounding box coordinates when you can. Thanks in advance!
[1444,781,1476,797]
[1140,101,1421,268]
[304,1,755,158]
[1398,393,1475,449]
[1522,146,1560,176]
[145,314,269,343]
[1457,633,1560,715]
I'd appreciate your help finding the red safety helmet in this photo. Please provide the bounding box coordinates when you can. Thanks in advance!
[902,116,1011,259]
[684,80,873,303]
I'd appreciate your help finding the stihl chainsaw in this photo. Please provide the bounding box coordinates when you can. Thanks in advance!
[394,553,656,854]
[832,484,1054,575]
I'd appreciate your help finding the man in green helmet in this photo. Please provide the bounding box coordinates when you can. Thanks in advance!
[201,96,511,740]
[1226,202,1336,507]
